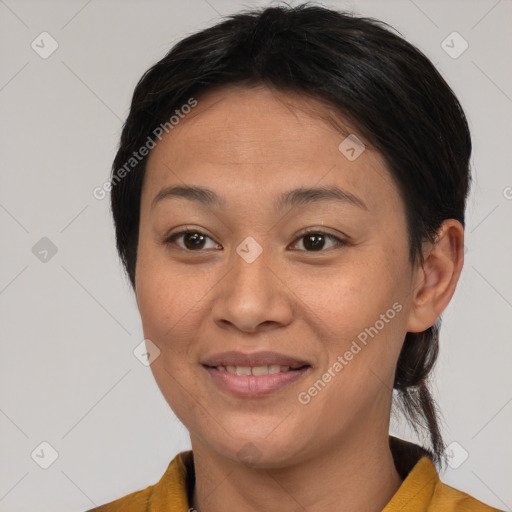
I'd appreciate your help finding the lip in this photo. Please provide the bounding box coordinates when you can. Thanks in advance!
[200,350,310,368]
[203,365,311,397]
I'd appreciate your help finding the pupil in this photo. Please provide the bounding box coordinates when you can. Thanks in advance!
[182,233,326,251]
[305,234,324,251]
[184,233,205,250]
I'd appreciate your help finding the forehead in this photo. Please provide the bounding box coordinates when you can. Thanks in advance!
[142,84,397,212]
[150,85,357,165]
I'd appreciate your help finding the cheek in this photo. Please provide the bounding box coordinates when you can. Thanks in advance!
[297,250,410,388]
[300,256,404,334]
[135,255,208,423]
[135,239,201,357]
[137,270,202,350]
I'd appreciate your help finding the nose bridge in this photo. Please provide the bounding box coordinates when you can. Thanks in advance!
[232,235,271,290]
[211,235,292,332]
[229,235,274,305]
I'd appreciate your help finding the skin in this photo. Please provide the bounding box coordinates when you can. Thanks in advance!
[135,84,464,512]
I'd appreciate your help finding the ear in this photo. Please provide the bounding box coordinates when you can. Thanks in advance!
[406,219,465,333]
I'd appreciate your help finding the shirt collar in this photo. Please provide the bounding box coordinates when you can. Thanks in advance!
[149,436,438,512]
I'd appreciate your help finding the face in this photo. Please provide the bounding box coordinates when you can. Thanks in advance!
[135,84,419,467]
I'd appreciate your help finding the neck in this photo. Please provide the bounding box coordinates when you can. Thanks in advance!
[190,432,403,512]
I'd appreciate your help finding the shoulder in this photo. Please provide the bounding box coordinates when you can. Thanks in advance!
[84,451,193,512]
[385,454,503,512]
[85,484,155,512]
[430,477,504,512]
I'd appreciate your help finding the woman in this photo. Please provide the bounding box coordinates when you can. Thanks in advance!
[89,4,502,511]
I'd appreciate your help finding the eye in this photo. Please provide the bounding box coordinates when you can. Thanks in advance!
[163,228,347,252]
[290,230,346,252]
[164,230,221,251]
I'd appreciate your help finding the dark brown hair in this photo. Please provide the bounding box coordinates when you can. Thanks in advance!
[109,3,471,467]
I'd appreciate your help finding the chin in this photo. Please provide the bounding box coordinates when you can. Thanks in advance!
[196,425,310,469]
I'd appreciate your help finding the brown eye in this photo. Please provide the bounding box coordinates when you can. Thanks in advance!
[164,229,346,252]
[164,231,221,251]
[291,231,346,252]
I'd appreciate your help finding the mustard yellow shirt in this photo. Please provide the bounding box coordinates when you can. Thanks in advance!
[87,437,502,511]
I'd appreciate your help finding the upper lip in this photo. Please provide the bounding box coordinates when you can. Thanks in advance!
[201,351,310,369]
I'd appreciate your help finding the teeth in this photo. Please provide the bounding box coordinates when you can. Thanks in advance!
[214,364,299,375]
[252,366,268,376]
[269,364,281,374]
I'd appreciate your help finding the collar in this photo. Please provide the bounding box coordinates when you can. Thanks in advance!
[148,436,438,512]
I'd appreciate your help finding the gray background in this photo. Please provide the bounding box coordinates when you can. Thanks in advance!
[0,0,511,510]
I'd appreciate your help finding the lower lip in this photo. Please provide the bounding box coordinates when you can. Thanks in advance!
[203,366,310,397]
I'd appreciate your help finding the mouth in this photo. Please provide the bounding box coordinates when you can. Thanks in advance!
[200,350,311,369]
[200,351,312,397]
[203,364,310,375]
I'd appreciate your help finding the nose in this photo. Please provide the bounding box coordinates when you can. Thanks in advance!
[211,242,294,334]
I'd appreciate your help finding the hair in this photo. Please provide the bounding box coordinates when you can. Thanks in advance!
[109,3,471,467]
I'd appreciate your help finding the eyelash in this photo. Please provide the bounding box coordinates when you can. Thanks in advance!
[163,228,347,252]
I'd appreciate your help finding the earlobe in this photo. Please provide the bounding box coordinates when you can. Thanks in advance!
[406,219,465,333]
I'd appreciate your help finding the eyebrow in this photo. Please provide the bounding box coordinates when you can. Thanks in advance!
[151,184,368,211]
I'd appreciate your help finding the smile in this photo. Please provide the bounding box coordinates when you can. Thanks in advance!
[203,364,311,397]
[212,364,302,375]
